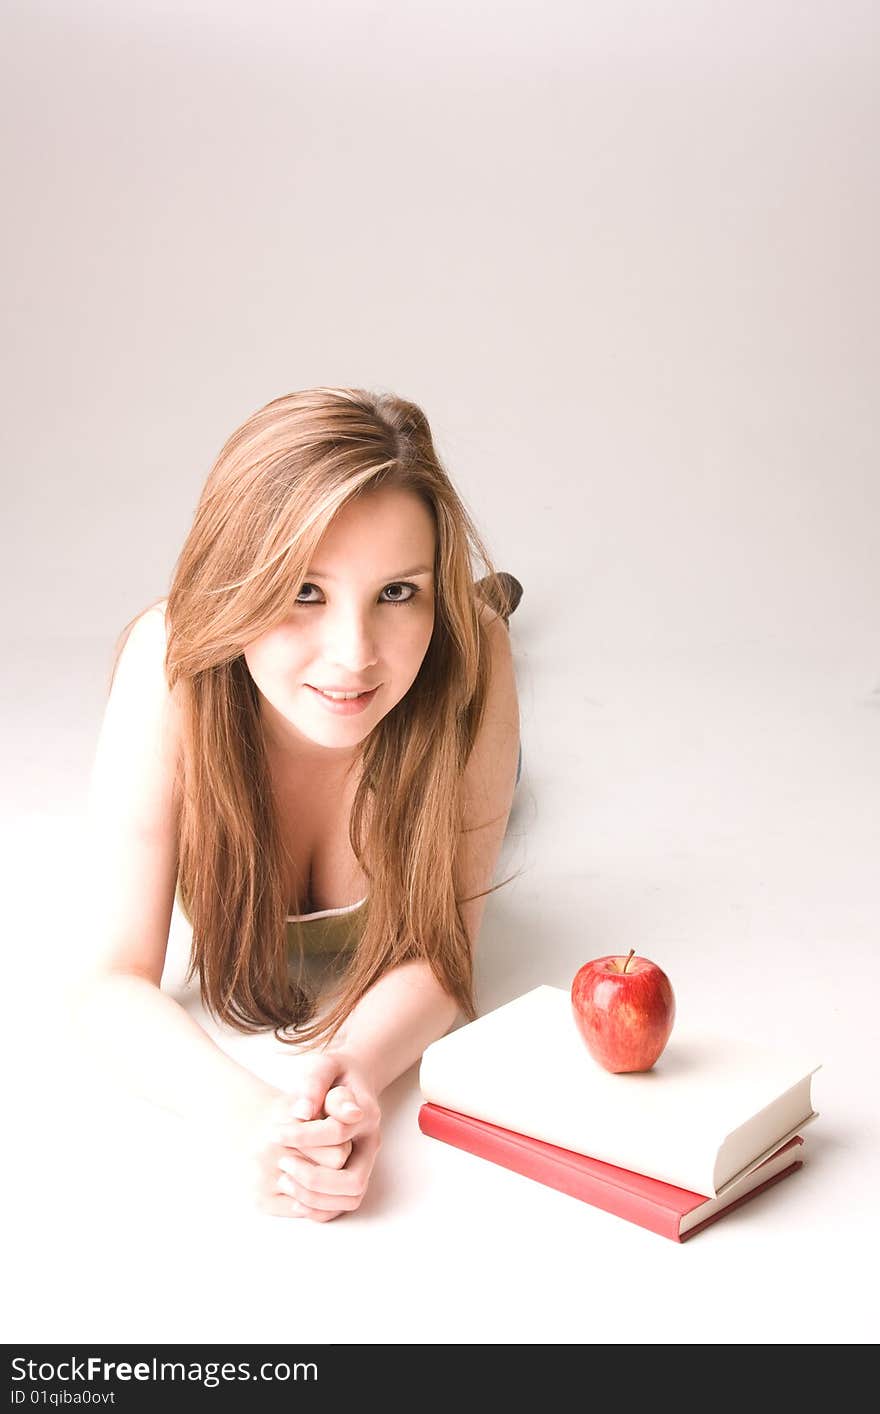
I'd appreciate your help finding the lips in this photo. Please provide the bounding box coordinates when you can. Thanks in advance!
[305,683,380,713]
[309,685,376,697]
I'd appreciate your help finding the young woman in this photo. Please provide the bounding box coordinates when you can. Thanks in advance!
[74,386,523,1222]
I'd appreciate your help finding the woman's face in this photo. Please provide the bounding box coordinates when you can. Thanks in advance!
[244,486,437,768]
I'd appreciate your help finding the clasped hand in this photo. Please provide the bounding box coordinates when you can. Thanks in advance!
[242,1049,382,1222]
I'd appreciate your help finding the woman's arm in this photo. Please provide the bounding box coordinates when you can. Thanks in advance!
[72,605,281,1132]
[69,970,280,1130]
[328,959,460,1095]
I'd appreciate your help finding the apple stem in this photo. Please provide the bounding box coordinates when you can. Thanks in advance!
[622,949,636,974]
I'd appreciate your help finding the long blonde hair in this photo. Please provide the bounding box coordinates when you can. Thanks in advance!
[109,387,519,1048]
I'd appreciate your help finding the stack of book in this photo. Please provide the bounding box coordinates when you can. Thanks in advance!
[418,985,821,1242]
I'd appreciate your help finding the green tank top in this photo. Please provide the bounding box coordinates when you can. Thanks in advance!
[285,897,368,954]
[175,886,367,954]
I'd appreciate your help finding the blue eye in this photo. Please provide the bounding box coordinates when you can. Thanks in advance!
[294,582,421,607]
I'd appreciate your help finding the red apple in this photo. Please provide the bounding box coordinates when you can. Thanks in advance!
[571,950,676,1073]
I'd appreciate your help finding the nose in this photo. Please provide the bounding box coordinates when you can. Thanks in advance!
[322,601,380,675]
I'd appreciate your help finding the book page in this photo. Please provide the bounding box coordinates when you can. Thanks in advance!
[419,985,821,1195]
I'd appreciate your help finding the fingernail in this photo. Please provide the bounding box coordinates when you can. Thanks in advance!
[342,1102,361,1117]
[292,1100,313,1120]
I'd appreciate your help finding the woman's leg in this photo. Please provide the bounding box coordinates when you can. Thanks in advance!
[474,572,523,626]
[474,571,524,791]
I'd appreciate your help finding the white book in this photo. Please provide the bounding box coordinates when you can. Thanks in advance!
[418,985,821,1197]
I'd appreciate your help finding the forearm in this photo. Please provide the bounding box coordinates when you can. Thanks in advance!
[330,959,460,1097]
[69,971,276,1131]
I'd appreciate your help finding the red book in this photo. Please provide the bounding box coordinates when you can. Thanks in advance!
[418,1102,805,1242]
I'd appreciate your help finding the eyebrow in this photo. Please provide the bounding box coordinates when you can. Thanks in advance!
[305,564,434,580]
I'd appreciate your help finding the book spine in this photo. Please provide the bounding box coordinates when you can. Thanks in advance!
[418,1103,684,1242]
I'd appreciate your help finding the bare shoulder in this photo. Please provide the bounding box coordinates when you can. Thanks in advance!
[138,596,169,632]
[112,598,175,706]
[138,595,169,624]
[93,598,183,837]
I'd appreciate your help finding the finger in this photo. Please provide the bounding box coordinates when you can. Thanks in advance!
[258,1191,308,1219]
[274,1170,360,1216]
[296,1093,379,1145]
[284,1055,353,1123]
[258,1192,343,1222]
[279,1131,381,1215]
[278,1151,365,1201]
[269,1138,352,1170]
[289,1200,345,1223]
[275,1115,354,1149]
[299,1139,353,1170]
[276,1132,378,1215]
[323,1085,363,1124]
[338,1128,382,1185]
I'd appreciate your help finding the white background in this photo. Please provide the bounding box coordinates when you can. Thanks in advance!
[2,0,878,1345]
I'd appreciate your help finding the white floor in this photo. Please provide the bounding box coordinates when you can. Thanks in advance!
[3,623,878,1346]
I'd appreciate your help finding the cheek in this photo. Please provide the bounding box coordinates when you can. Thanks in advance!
[401,615,435,672]
[395,611,433,656]
[244,630,304,685]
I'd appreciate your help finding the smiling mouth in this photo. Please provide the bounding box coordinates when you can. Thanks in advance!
[306,684,380,701]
